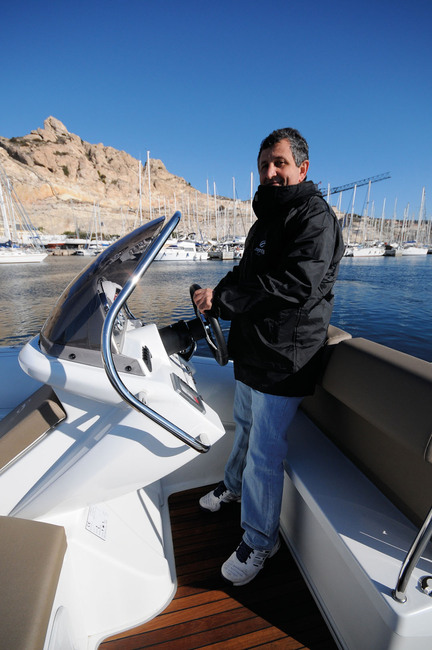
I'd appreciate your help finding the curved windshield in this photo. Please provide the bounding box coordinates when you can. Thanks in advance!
[40,218,165,360]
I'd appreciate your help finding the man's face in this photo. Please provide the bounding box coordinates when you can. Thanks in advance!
[258,139,309,186]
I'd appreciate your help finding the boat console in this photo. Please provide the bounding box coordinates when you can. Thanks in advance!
[0,214,232,649]
[11,213,229,517]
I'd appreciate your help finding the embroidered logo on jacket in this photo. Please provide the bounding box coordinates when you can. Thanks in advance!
[254,240,266,255]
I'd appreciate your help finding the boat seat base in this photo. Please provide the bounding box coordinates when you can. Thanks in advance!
[282,410,432,650]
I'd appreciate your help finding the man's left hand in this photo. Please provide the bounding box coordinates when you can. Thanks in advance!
[193,288,214,313]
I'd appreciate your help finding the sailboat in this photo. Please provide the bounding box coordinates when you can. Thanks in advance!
[401,244,428,256]
[351,243,385,257]
[1,212,432,649]
[401,188,429,255]
[350,181,385,257]
[0,163,48,264]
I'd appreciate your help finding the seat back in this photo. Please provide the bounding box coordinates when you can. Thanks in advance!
[302,337,432,525]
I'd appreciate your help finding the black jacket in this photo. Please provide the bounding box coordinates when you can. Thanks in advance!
[212,181,345,396]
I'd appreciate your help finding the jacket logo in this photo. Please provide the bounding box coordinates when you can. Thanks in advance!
[254,240,266,255]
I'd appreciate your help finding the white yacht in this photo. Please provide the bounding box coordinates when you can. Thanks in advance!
[0,247,47,263]
[155,239,208,261]
[351,244,386,257]
[401,245,429,256]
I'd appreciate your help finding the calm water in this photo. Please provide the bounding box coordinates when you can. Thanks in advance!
[0,254,431,362]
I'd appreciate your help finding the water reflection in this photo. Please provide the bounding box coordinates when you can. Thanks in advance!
[0,256,231,347]
[334,256,432,361]
[133,262,229,326]
[0,253,431,362]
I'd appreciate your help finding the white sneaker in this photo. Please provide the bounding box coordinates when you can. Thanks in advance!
[199,481,241,512]
[221,538,281,586]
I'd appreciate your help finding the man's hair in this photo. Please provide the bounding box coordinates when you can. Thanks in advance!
[258,128,309,167]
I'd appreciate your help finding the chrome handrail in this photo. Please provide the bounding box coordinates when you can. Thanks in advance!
[101,212,210,454]
[393,505,432,603]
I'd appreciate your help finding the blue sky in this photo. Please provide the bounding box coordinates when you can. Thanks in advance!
[2,0,431,219]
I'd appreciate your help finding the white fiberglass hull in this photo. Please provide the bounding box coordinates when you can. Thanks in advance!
[351,246,385,257]
[0,343,230,649]
[155,244,208,261]
[0,249,47,263]
[401,246,428,256]
[3,342,432,650]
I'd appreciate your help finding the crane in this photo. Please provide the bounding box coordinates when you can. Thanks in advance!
[320,172,391,196]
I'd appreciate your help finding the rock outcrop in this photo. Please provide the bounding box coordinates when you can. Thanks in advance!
[0,117,238,238]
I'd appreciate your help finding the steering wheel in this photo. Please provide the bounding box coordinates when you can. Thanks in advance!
[190,284,228,366]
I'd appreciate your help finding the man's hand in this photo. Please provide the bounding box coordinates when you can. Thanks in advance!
[193,288,214,313]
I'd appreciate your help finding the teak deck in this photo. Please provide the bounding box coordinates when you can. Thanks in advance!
[100,486,337,649]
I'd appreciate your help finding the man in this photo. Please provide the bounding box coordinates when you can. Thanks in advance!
[193,128,344,586]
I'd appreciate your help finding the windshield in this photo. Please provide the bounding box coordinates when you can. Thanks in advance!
[40,218,165,360]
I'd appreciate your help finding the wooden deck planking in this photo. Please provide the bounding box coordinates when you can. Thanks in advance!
[100,486,338,649]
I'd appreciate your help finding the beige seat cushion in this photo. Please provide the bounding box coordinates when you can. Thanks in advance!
[0,385,66,472]
[0,516,67,650]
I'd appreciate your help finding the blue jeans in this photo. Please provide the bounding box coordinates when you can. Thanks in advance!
[224,380,303,551]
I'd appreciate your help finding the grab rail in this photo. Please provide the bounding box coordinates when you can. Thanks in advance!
[393,505,432,603]
[101,212,210,454]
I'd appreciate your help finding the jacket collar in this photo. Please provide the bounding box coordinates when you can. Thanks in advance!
[252,181,319,220]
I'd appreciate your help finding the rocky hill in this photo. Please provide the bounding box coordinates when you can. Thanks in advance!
[0,117,240,238]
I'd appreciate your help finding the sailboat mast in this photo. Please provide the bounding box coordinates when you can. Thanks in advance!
[400,204,409,244]
[138,160,143,224]
[380,197,386,238]
[232,177,236,240]
[206,179,210,235]
[346,184,357,245]
[147,151,152,221]
[250,172,254,228]
[362,180,372,243]
[416,187,425,243]
[391,198,397,242]
[214,182,218,241]
[0,180,11,241]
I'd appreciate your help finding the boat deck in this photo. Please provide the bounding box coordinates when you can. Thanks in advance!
[100,486,338,649]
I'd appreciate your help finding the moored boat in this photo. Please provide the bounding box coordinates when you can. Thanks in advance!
[1,212,432,650]
[155,239,208,261]
[351,244,386,257]
[0,247,47,263]
[401,244,429,256]
[208,242,235,260]
[0,162,48,264]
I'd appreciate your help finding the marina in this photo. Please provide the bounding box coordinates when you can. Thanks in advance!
[0,246,431,362]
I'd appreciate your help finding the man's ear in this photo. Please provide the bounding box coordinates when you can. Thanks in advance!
[299,160,309,182]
